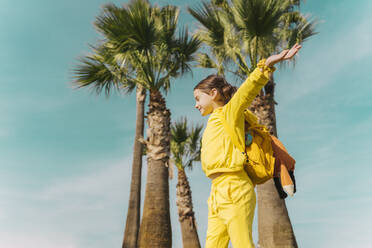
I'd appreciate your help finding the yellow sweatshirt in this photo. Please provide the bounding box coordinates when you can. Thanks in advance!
[201,60,274,177]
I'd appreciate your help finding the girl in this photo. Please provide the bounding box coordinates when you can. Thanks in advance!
[193,44,302,248]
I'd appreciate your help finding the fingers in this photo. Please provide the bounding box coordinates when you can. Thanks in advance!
[290,43,301,53]
[292,43,302,50]
[293,43,302,53]
[284,43,302,60]
[280,49,289,56]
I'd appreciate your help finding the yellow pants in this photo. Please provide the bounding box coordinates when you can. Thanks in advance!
[205,170,256,248]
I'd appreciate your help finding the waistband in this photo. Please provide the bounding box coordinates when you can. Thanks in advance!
[211,170,249,186]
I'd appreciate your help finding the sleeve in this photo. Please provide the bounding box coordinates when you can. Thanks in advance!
[223,59,275,126]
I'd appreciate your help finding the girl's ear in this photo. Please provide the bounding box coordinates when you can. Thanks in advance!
[210,88,219,99]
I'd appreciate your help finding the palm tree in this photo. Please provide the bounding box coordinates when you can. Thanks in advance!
[170,118,203,248]
[91,1,201,247]
[188,0,317,247]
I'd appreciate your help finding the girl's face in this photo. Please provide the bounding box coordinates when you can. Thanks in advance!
[193,89,216,116]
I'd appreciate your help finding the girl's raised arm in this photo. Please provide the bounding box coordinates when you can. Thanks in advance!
[223,44,302,126]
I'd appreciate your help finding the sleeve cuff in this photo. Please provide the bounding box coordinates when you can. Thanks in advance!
[257,59,276,79]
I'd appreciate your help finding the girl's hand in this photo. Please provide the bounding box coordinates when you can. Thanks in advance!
[265,43,302,67]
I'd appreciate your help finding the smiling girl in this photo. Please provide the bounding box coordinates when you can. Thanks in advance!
[193,44,301,248]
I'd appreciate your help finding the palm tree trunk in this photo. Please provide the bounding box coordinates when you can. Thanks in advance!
[123,85,146,248]
[176,168,201,248]
[249,78,298,248]
[138,90,172,248]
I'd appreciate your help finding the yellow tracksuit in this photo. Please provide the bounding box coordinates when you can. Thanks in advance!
[201,60,273,248]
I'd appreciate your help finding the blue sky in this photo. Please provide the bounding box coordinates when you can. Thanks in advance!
[1,0,371,247]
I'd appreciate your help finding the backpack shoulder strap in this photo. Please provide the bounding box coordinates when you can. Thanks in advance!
[243,109,258,125]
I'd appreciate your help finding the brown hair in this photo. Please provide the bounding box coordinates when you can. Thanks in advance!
[194,75,237,104]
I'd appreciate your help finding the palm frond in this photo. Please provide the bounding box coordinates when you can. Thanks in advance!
[73,40,142,97]
[95,1,157,53]
[154,26,201,92]
[188,2,225,48]
[290,15,318,46]
[188,124,203,154]
[154,5,179,47]
[175,27,202,75]
[170,117,203,170]
[196,52,218,69]
[73,54,120,96]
